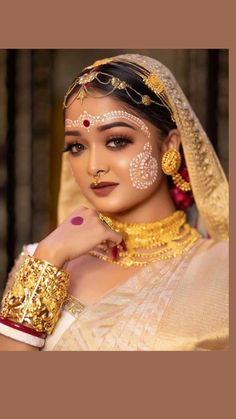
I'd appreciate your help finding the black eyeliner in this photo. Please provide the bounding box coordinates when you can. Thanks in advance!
[106,135,133,149]
[63,142,84,154]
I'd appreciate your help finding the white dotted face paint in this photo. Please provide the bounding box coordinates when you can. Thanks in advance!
[65,110,151,138]
[129,142,158,189]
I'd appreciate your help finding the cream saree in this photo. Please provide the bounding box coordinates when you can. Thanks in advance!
[7,237,228,351]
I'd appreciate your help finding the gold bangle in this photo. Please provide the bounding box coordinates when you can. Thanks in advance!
[0,256,70,334]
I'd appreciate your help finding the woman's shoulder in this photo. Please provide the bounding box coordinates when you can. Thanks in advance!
[191,237,228,261]
[184,237,229,290]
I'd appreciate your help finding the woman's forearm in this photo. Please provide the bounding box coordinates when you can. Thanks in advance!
[0,334,39,351]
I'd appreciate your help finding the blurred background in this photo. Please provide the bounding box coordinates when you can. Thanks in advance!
[0,49,228,293]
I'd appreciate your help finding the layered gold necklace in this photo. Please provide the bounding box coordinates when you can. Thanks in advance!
[89,210,201,268]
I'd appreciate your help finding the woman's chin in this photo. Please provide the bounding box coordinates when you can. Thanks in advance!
[91,200,134,215]
[82,190,141,215]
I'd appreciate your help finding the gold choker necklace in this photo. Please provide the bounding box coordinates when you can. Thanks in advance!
[89,211,201,268]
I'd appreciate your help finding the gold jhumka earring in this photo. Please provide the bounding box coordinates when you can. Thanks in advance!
[161,149,191,192]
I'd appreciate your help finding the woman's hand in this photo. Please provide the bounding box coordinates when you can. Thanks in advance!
[34,207,124,268]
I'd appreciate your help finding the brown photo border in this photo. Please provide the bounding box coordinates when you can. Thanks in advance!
[0,1,234,418]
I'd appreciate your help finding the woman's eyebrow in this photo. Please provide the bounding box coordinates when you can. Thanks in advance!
[64,130,81,136]
[97,122,138,131]
[64,122,137,136]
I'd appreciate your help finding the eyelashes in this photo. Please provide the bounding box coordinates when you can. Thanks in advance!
[63,143,85,154]
[107,136,133,149]
[63,136,133,156]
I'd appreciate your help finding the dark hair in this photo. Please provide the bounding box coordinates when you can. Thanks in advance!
[65,61,177,138]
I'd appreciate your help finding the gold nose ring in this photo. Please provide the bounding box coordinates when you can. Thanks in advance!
[93,173,100,185]
[93,170,105,185]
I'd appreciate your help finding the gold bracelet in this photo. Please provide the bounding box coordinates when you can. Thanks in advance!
[0,256,70,334]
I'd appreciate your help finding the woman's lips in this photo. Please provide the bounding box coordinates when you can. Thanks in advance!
[91,184,118,197]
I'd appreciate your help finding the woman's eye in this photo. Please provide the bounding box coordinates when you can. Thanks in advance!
[106,137,132,149]
[63,143,85,155]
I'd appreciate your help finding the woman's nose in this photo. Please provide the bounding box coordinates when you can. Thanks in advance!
[87,145,109,176]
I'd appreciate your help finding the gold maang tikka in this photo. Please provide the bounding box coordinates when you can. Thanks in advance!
[63,59,176,123]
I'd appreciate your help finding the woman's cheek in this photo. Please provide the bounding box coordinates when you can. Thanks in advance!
[69,162,85,186]
[129,142,158,190]
[114,154,131,173]
[69,161,76,180]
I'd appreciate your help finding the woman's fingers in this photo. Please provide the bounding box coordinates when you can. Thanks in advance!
[53,206,127,263]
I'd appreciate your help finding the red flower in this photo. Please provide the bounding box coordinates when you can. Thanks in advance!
[171,186,193,210]
[179,167,190,182]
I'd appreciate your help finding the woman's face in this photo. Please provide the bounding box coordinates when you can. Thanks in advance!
[64,94,166,215]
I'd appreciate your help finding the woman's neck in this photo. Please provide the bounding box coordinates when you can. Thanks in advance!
[103,183,176,224]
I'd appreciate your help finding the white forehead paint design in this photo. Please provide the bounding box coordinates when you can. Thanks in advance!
[65,110,151,138]
[129,142,158,189]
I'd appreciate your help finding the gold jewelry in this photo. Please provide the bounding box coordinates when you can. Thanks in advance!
[161,149,181,175]
[89,211,200,267]
[84,57,175,120]
[92,170,106,186]
[0,256,70,334]
[99,213,114,228]
[161,149,192,192]
[63,70,158,108]
[93,172,101,186]
[63,69,175,122]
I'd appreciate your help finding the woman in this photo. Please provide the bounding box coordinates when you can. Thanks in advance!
[0,53,229,351]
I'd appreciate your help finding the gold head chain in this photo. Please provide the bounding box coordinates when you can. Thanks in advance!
[63,58,175,122]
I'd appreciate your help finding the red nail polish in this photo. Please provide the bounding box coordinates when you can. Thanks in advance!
[120,239,127,251]
[111,245,119,261]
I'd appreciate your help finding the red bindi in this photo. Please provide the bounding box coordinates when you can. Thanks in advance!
[83,119,90,128]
